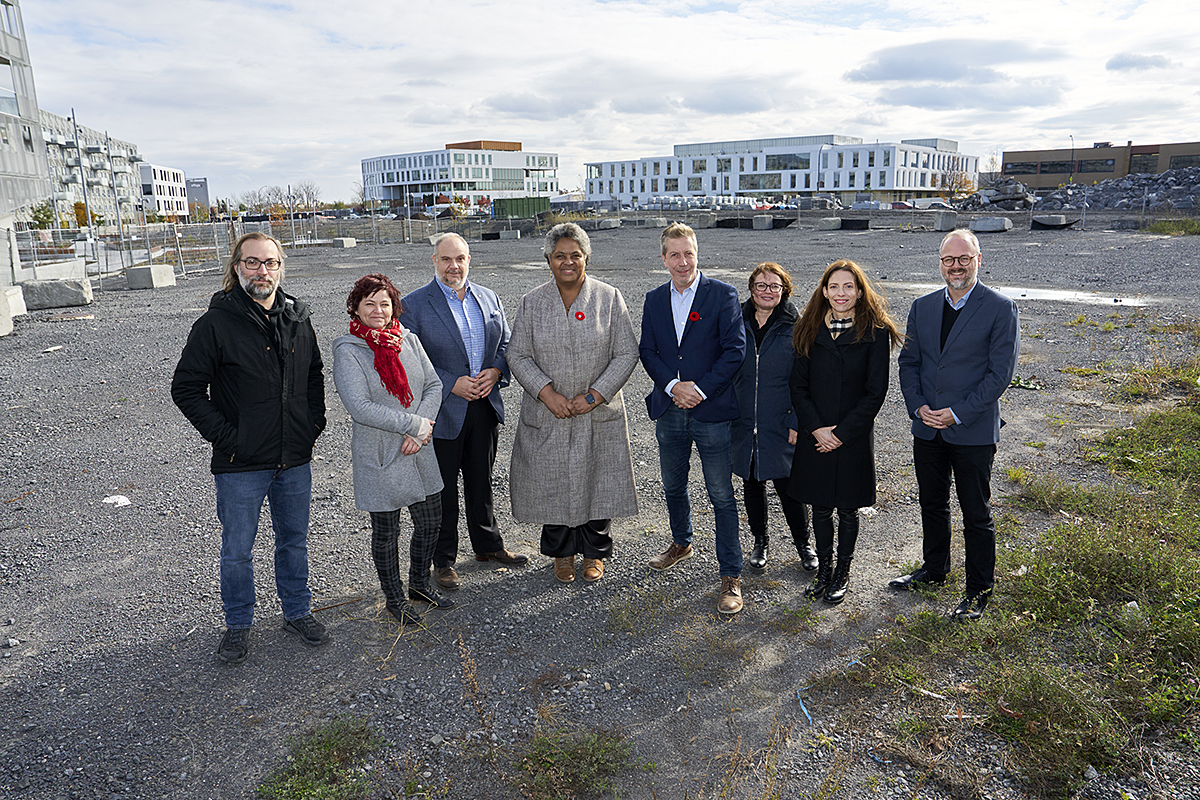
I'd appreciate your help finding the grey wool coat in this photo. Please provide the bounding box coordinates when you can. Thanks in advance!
[332,329,444,512]
[507,276,640,527]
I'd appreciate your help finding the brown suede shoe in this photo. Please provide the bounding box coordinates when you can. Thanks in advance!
[581,558,604,582]
[434,566,462,590]
[648,542,693,572]
[476,548,530,565]
[718,577,743,615]
[554,556,576,583]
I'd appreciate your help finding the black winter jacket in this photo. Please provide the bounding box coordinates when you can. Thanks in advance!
[171,285,326,474]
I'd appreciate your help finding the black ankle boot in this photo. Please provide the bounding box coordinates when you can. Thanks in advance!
[748,534,768,570]
[824,558,852,604]
[792,529,818,571]
[805,556,833,599]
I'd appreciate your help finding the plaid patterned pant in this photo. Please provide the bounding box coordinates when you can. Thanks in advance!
[369,494,441,604]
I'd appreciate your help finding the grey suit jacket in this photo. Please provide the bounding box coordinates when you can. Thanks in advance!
[898,282,1019,446]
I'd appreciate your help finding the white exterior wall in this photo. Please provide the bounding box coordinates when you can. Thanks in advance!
[584,136,978,206]
[40,109,139,225]
[360,146,560,208]
[138,163,188,219]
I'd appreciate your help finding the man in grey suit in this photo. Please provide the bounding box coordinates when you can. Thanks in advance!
[401,233,528,591]
[890,229,1019,620]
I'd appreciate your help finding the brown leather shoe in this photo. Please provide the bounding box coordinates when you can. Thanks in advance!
[581,558,604,582]
[434,566,461,590]
[648,542,693,572]
[476,548,530,565]
[554,556,576,583]
[718,577,743,615]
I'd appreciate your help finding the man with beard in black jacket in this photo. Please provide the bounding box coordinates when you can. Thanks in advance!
[172,232,328,665]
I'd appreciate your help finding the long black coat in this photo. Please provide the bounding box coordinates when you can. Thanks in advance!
[788,323,890,509]
[731,299,799,481]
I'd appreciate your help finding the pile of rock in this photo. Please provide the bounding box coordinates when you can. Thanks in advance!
[1033,166,1200,212]
[959,179,1036,211]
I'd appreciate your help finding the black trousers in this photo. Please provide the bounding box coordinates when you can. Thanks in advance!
[540,520,612,559]
[743,476,810,544]
[811,506,859,561]
[913,433,997,594]
[369,494,441,604]
[432,399,504,567]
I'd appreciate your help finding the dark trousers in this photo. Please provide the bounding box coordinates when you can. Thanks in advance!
[811,506,859,561]
[540,520,612,559]
[913,433,997,594]
[432,399,504,567]
[369,494,441,603]
[743,476,810,544]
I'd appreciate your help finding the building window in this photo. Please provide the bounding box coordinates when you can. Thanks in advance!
[852,152,860,168]
[711,176,716,191]
[868,151,875,167]
[765,154,810,171]
[1130,153,1157,173]
[723,176,729,191]
[849,172,856,187]
[653,162,660,175]
[619,181,624,193]
[640,179,645,192]
[805,173,811,189]
[666,161,671,175]
[790,174,796,189]
[879,171,886,186]
[883,151,891,167]
[833,174,839,188]
[738,174,781,191]
[1078,159,1115,173]
[717,158,730,173]
[692,159,707,173]
[837,153,844,168]
[651,178,658,192]
[664,178,678,192]
[688,177,702,191]
[751,157,758,171]
[1003,162,1038,175]
[678,161,683,174]
[1039,161,1075,174]
[739,158,744,171]
[620,164,626,177]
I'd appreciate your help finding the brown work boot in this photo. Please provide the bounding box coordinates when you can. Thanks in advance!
[648,542,693,572]
[554,556,576,583]
[718,577,743,615]
[581,558,604,582]
[434,566,461,590]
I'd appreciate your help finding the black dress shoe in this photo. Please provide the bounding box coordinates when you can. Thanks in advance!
[887,567,947,590]
[952,591,990,621]
[748,537,768,570]
[385,602,423,625]
[409,586,456,610]
[476,548,529,565]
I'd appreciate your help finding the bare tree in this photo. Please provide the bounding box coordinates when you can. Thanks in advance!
[239,188,265,211]
[293,180,321,211]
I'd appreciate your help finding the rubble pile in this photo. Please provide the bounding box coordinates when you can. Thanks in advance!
[962,167,1200,212]
[959,179,1036,211]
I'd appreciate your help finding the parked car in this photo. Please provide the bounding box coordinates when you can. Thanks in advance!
[925,200,954,210]
[891,201,914,210]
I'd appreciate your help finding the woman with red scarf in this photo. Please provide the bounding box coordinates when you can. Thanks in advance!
[333,274,449,625]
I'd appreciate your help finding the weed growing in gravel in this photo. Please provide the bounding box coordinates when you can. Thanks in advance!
[1116,355,1200,400]
[670,611,755,677]
[257,716,380,800]
[1146,218,1200,235]
[768,601,818,634]
[513,727,631,800]
[810,364,1200,798]
[606,582,676,636]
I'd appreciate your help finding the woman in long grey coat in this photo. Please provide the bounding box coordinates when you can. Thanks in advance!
[508,223,639,584]
[332,273,449,625]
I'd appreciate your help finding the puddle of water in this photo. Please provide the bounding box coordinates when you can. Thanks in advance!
[886,283,1153,306]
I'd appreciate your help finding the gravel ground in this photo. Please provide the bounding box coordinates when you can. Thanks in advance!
[2,218,1199,800]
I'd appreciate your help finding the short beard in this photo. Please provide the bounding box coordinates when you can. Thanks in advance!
[238,271,279,301]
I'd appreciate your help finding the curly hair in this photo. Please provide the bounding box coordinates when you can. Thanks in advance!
[747,262,792,305]
[345,273,403,320]
[544,222,591,262]
[792,259,902,356]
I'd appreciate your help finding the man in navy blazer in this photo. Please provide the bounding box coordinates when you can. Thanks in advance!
[402,233,528,592]
[891,229,1019,620]
[640,223,747,614]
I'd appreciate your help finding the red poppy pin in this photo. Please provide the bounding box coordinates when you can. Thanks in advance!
[688,311,700,322]
[575,311,586,321]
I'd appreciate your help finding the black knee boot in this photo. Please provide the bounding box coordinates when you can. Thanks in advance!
[824,509,859,605]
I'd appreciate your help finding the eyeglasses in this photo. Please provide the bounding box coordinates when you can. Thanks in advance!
[240,257,281,272]
[752,282,784,293]
[940,254,977,268]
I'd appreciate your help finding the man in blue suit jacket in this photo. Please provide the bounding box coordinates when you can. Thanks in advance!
[639,223,747,614]
[891,229,1019,620]
[402,233,528,592]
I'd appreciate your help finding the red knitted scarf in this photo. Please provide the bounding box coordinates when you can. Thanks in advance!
[350,318,413,407]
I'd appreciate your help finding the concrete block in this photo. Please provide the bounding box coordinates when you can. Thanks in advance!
[13,257,87,284]
[841,219,870,231]
[21,279,94,310]
[126,264,177,290]
[5,285,26,317]
[933,211,958,231]
[691,213,716,229]
[1033,215,1067,226]
[645,217,668,228]
[0,290,11,337]
[752,214,773,230]
[331,237,357,248]
[817,218,842,230]
[498,229,521,239]
[970,217,1013,233]
[596,219,621,229]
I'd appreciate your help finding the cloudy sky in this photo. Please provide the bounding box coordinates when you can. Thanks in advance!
[25,0,1198,204]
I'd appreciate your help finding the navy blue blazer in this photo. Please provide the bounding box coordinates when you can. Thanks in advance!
[898,281,1019,446]
[401,278,511,440]
[639,272,746,423]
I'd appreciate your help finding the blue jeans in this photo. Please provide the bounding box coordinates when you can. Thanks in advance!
[655,405,742,577]
[214,463,314,628]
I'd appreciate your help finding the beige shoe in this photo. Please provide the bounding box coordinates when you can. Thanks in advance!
[718,576,743,615]
[434,566,462,590]
[648,542,693,572]
[554,556,576,583]
[581,558,604,582]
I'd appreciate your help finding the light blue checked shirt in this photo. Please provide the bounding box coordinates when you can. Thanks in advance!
[438,279,486,376]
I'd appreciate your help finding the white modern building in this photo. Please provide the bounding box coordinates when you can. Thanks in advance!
[585,134,979,208]
[361,140,559,211]
[139,162,188,221]
[40,109,140,226]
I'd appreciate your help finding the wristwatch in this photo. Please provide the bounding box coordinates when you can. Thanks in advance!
[585,392,596,405]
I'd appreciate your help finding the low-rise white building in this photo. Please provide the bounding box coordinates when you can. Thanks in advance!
[585,134,978,208]
[40,110,139,226]
[361,140,559,211]
[138,163,188,221]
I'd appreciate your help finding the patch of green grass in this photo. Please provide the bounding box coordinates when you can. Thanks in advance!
[1024,440,1046,449]
[257,717,381,800]
[770,600,818,634]
[1066,314,1087,327]
[670,611,755,676]
[1004,465,1030,484]
[1116,356,1200,401]
[514,728,631,800]
[606,582,675,636]
[1059,366,1104,376]
[1146,218,1200,236]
